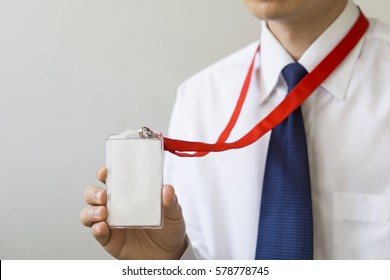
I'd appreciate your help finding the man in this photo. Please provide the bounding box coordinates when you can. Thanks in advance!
[80,0,390,259]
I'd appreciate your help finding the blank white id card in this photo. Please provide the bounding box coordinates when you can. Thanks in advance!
[106,129,163,228]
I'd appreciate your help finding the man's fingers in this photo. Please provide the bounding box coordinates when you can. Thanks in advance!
[80,206,107,227]
[91,221,111,247]
[97,166,107,184]
[83,186,107,205]
[162,185,183,221]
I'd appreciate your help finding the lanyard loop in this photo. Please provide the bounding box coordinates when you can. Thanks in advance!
[164,10,369,157]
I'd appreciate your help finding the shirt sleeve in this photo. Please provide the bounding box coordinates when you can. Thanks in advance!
[164,83,211,260]
[180,239,198,260]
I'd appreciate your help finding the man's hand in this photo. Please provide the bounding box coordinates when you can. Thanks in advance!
[80,167,187,259]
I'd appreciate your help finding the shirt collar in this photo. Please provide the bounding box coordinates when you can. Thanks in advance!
[259,0,362,104]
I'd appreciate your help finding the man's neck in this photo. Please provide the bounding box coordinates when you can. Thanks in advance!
[267,1,348,61]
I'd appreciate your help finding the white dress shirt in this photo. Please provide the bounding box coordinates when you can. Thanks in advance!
[164,0,390,259]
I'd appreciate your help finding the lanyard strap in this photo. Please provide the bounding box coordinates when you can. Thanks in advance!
[164,10,369,157]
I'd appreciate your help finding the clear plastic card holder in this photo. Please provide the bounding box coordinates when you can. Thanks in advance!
[106,127,163,228]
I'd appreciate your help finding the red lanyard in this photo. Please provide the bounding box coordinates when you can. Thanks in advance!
[163,10,369,157]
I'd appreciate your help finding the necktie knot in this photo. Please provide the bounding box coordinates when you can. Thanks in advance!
[282,63,308,93]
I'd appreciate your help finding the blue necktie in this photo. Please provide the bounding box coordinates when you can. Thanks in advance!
[255,63,313,260]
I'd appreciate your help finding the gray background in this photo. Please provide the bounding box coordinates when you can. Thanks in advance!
[0,0,388,259]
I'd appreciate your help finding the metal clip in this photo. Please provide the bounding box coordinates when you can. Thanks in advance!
[138,127,155,139]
